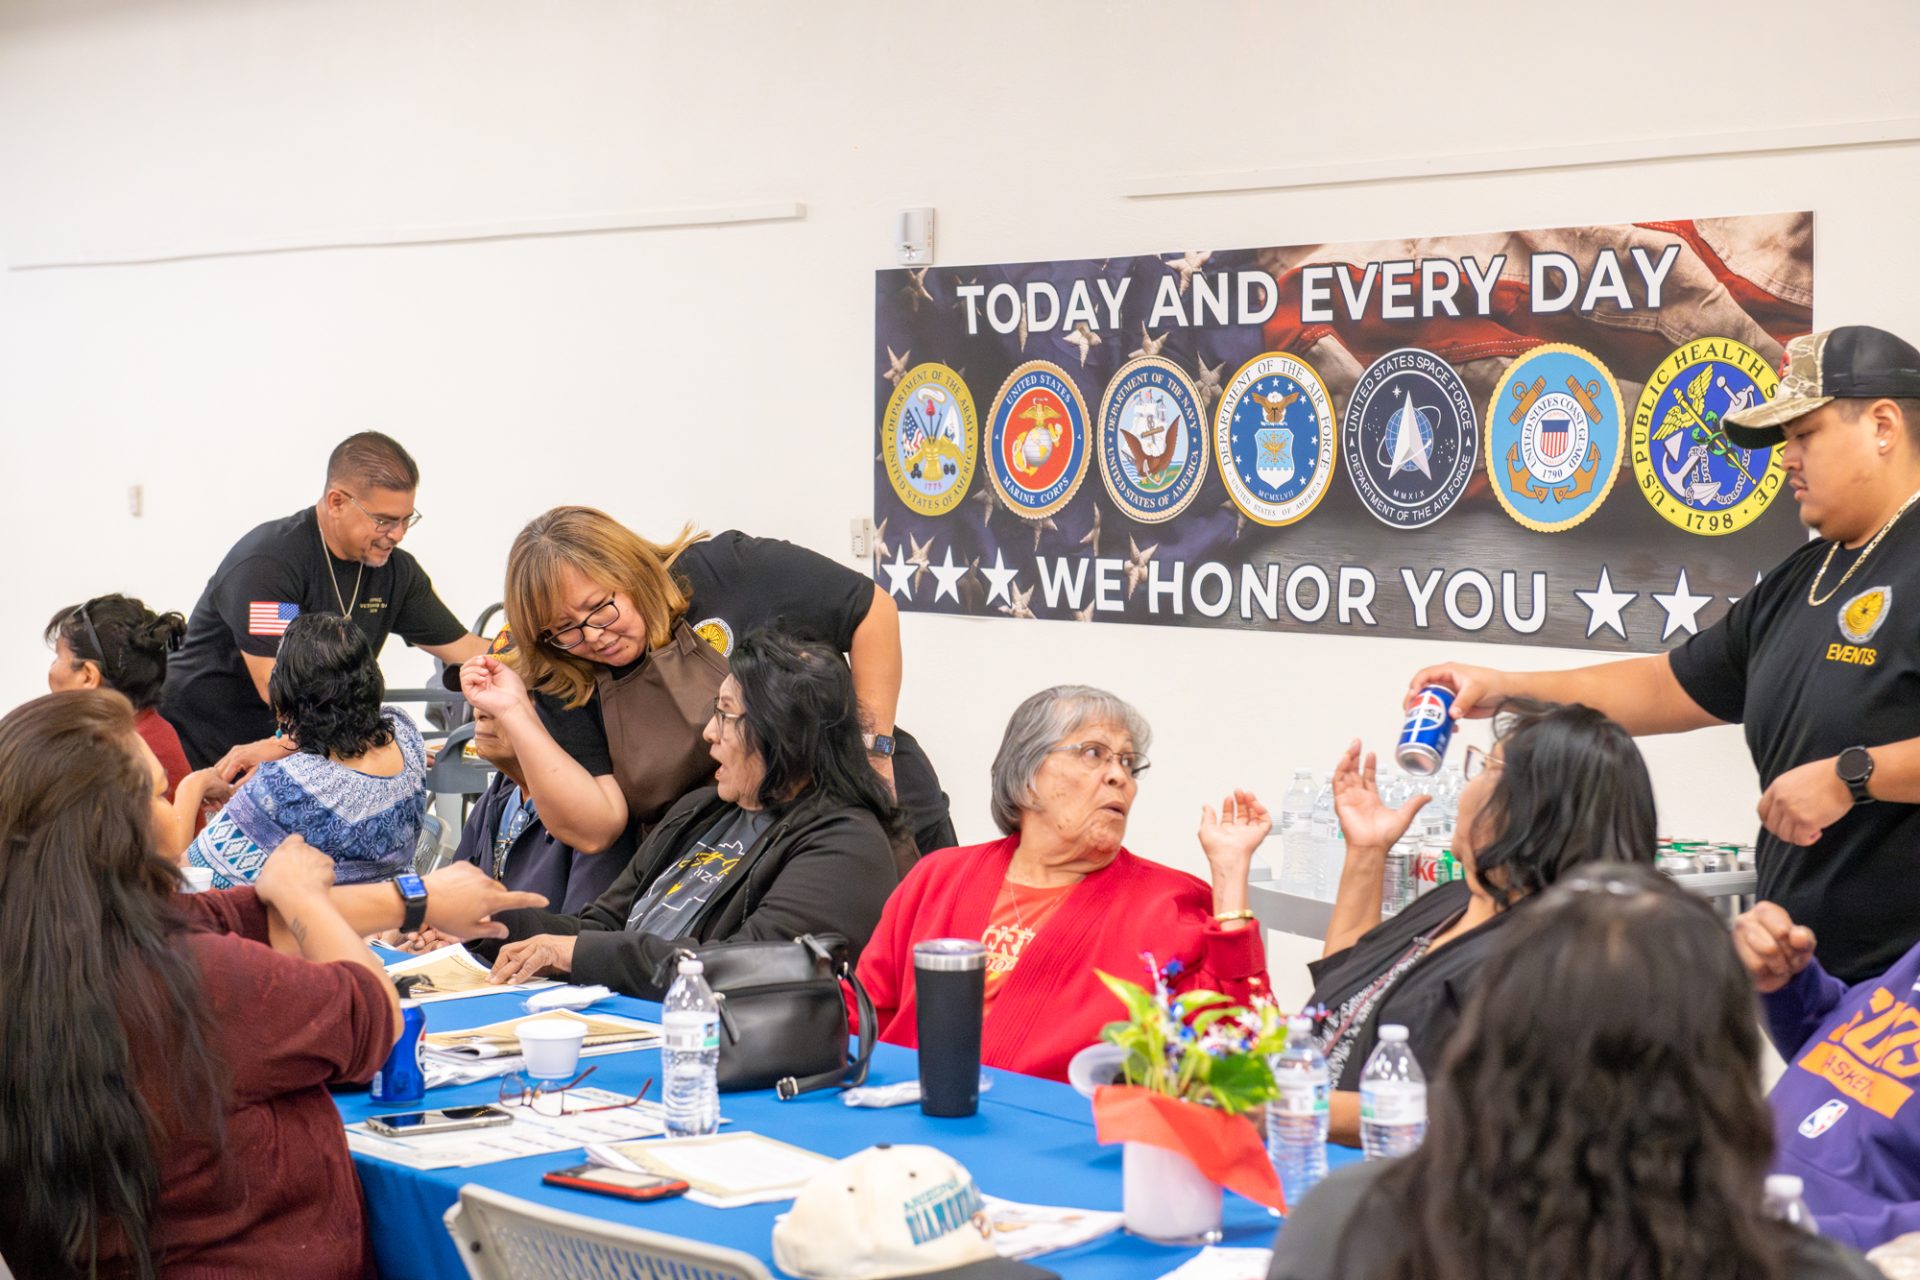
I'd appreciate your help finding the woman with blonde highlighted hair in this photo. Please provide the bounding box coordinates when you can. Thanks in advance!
[461,506,953,859]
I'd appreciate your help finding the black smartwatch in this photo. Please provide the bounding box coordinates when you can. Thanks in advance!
[864,733,896,759]
[393,872,428,934]
[1836,746,1876,805]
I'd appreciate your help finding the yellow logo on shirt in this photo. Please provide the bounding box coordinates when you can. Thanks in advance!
[692,617,734,656]
[1799,985,1920,1117]
[1826,643,1879,667]
[1840,586,1892,645]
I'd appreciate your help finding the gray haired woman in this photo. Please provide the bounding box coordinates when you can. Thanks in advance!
[853,685,1272,1081]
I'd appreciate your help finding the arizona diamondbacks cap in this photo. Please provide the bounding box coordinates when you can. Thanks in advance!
[1723,325,1920,448]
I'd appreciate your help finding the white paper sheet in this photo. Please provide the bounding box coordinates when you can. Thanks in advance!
[587,1132,833,1207]
[1153,1245,1274,1280]
[979,1195,1125,1260]
[383,944,560,1003]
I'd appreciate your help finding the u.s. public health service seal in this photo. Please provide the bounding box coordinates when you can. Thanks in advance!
[1484,343,1624,533]
[987,361,1090,520]
[1342,347,1478,530]
[882,362,978,518]
[1213,352,1337,528]
[1631,337,1784,536]
[1097,356,1210,524]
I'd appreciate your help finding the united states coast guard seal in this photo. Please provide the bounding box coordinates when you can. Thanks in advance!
[1213,351,1337,528]
[1098,356,1209,523]
[987,361,1090,520]
[1485,343,1624,533]
[882,362,978,518]
[1631,337,1783,536]
[1343,347,1478,530]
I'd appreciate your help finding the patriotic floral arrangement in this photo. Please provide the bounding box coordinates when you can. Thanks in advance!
[1095,954,1290,1118]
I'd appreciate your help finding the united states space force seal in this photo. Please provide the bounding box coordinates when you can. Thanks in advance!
[987,361,1090,520]
[1631,337,1784,536]
[1485,344,1623,533]
[882,362,978,518]
[1098,356,1209,523]
[1213,352,1336,528]
[1342,347,1477,530]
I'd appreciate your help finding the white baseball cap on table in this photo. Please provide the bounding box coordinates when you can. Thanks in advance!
[771,1144,1057,1280]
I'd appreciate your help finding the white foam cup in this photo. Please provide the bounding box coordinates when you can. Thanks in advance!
[517,1018,588,1081]
[179,866,215,893]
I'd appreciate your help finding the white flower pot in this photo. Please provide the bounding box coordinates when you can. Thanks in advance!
[1122,1140,1224,1245]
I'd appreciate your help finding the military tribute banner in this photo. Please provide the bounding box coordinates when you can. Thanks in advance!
[871,213,1813,651]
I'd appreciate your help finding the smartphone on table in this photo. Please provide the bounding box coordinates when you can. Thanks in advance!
[543,1164,691,1202]
[364,1105,514,1137]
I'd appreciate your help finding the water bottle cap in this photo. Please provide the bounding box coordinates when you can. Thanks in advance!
[1766,1174,1804,1197]
[677,958,704,976]
[1379,1024,1409,1043]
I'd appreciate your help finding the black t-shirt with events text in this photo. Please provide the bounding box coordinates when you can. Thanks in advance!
[1669,514,1920,983]
[162,507,468,768]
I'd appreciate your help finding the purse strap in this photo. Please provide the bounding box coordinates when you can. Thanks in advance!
[775,939,877,1100]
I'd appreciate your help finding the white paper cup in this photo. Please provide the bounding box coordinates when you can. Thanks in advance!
[517,1018,587,1081]
[179,866,215,893]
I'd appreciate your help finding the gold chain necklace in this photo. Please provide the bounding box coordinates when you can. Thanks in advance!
[317,519,364,616]
[1807,487,1920,607]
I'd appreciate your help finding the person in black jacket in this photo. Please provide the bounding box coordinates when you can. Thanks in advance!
[1270,865,1882,1280]
[1307,699,1656,1145]
[480,628,909,998]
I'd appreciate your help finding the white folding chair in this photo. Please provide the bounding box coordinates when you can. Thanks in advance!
[443,1184,774,1280]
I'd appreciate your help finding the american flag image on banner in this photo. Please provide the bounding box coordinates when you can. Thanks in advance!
[248,601,300,636]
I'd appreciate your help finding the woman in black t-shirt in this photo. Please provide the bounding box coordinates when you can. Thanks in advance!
[460,506,949,859]
[1307,700,1655,1144]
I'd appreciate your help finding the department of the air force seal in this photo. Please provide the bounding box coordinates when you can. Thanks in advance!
[988,361,1090,520]
[1213,352,1337,528]
[1485,344,1624,533]
[691,616,734,656]
[1342,347,1477,530]
[883,363,978,518]
[1098,356,1210,523]
[1631,337,1784,536]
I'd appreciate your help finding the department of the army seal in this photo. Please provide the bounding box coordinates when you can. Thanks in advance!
[882,362,978,518]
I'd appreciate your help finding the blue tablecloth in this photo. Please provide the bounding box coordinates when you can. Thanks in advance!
[334,988,1358,1280]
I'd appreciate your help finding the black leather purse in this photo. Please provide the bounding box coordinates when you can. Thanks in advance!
[661,933,876,1099]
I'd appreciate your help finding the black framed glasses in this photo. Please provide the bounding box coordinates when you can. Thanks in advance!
[75,601,113,672]
[543,599,620,650]
[344,491,424,534]
[1050,741,1151,777]
[706,698,746,735]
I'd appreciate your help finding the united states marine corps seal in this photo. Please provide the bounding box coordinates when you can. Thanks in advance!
[1631,337,1784,535]
[987,361,1090,520]
[1213,351,1336,528]
[1343,347,1478,530]
[1484,344,1623,533]
[1098,356,1209,523]
[883,363,978,517]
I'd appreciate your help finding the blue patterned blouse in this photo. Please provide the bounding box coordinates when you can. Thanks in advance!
[186,710,428,888]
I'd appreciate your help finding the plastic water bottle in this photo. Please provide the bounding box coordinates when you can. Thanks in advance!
[662,958,720,1137]
[1764,1174,1819,1233]
[1280,769,1317,896]
[1310,777,1341,901]
[1267,1016,1330,1213]
[1359,1025,1426,1160]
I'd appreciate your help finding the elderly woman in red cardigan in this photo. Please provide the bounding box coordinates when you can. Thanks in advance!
[856,684,1272,1082]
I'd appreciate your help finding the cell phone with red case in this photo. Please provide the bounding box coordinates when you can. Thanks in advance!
[542,1164,691,1202]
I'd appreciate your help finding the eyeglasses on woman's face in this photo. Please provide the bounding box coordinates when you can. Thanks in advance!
[1049,741,1151,778]
[1463,743,1504,781]
[706,697,746,736]
[543,598,620,650]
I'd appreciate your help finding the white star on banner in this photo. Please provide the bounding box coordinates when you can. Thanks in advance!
[1729,571,1763,607]
[1653,568,1712,641]
[930,546,967,604]
[881,545,916,601]
[981,549,1020,608]
[1574,567,1637,640]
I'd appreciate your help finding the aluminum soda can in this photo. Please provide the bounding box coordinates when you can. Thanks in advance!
[1396,685,1456,775]
[1413,843,1442,898]
[371,998,426,1106]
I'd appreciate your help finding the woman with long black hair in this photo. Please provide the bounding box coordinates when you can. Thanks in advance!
[1269,863,1880,1280]
[480,626,907,997]
[0,689,400,1279]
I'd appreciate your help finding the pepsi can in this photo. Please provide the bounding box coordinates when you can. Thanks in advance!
[370,998,426,1106]
[1396,685,1456,775]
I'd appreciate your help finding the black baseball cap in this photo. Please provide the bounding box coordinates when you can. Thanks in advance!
[1723,325,1920,449]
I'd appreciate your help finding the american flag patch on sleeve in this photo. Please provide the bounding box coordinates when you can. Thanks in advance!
[248,601,300,636]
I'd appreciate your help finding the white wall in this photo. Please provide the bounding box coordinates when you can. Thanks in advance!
[4,0,1919,1002]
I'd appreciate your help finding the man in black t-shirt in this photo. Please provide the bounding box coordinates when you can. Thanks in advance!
[1409,326,1920,982]
[162,433,487,771]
